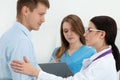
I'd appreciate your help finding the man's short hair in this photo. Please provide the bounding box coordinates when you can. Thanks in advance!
[17,0,50,16]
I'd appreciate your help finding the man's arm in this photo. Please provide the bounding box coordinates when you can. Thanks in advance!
[8,39,38,80]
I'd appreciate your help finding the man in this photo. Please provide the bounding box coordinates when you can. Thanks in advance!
[0,0,50,80]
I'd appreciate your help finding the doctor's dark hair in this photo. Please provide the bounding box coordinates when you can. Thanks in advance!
[17,0,50,18]
[90,16,120,71]
[55,14,85,59]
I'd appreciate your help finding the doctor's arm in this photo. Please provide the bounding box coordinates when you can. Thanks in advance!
[11,56,39,77]
[11,56,69,80]
[11,56,87,80]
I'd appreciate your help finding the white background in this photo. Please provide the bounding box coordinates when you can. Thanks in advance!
[0,0,120,63]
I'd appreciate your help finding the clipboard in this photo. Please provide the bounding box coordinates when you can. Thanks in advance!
[39,62,73,77]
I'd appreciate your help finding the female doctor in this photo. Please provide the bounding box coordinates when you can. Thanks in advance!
[11,16,120,80]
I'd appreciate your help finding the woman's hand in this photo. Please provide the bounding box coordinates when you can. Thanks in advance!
[10,56,39,77]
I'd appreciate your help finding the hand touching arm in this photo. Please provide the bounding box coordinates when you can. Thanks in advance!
[11,56,39,77]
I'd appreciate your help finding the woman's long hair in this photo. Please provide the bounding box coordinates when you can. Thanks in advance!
[55,14,85,59]
[90,16,120,71]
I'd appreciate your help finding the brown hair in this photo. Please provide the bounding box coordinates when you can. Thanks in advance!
[55,14,85,59]
[17,0,50,17]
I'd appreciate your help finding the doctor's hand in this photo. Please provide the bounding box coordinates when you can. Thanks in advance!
[10,56,39,77]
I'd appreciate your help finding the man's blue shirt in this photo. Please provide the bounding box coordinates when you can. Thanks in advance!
[0,22,39,80]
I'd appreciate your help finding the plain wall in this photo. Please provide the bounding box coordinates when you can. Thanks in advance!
[0,0,120,63]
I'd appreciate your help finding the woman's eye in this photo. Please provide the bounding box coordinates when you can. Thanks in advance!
[88,29,93,32]
[64,31,68,33]
[63,30,68,33]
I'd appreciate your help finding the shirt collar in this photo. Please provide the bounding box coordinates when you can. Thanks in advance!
[89,46,112,61]
[14,21,32,40]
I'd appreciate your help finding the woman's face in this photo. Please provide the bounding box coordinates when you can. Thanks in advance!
[84,21,103,48]
[62,22,80,44]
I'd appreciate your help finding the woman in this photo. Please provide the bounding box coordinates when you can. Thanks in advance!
[49,14,95,74]
[11,15,120,80]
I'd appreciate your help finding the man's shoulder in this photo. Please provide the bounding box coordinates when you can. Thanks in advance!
[1,26,27,40]
[0,29,29,47]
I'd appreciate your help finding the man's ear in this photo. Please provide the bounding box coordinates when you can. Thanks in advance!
[21,6,29,16]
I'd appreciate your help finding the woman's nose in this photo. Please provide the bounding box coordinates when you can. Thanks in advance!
[67,31,72,35]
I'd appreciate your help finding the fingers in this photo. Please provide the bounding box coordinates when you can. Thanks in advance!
[23,56,30,63]
[11,64,23,71]
[12,60,24,65]
[11,64,23,74]
[10,60,24,71]
[10,62,22,67]
[11,66,24,74]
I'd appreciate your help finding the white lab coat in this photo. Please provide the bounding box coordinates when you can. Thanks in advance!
[37,47,117,80]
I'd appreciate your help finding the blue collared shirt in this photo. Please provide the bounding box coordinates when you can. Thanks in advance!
[0,21,39,80]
